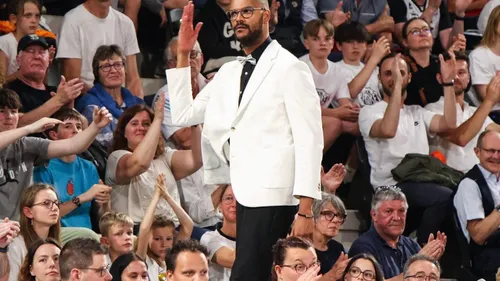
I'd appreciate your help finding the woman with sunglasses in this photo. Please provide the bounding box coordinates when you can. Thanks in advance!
[18,238,61,281]
[272,236,322,281]
[6,183,61,281]
[341,253,384,281]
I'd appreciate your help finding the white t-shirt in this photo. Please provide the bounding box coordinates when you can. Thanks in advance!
[146,256,166,281]
[56,4,140,85]
[7,235,26,281]
[478,0,500,34]
[469,46,500,111]
[425,97,494,172]
[299,54,350,108]
[0,33,19,75]
[359,101,435,187]
[336,60,382,107]
[454,165,500,241]
[200,229,236,281]
[105,148,181,225]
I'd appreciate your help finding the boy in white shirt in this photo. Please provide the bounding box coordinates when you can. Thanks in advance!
[300,19,359,152]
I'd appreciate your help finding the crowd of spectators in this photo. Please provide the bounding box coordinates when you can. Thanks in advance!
[0,0,498,280]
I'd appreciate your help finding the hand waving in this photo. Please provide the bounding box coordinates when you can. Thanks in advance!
[178,3,203,55]
[321,164,346,193]
[92,107,113,129]
[331,1,350,27]
[55,76,84,105]
[26,117,62,134]
[439,51,457,84]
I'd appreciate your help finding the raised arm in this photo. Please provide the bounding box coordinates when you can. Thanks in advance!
[136,176,163,259]
[369,55,403,139]
[0,117,61,151]
[429,52,457,134]
[170,125,203,180]
[157,174,194,240]
[114,95,164,184]
[47,107,112,158]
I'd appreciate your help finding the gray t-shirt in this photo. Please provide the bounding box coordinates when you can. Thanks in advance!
[0,137,50,220]
[319,0,387,24]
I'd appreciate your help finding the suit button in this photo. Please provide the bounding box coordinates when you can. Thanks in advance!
[231,127,235,131]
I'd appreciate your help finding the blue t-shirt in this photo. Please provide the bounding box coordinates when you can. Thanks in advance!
[33,157,99,228]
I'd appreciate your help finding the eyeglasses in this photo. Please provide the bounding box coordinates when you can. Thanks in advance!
[281,261,321,274]
[32,200,60,210]
[222,196,235,205]
[404,272,439,281]
[169,50,201,62]
[82,264,110,277]
[348,266,376,281]
[320,211,346,223]
[226,7,267,21]
[407,27,431,37]
[98,61,124,72]
[479,147,500,155]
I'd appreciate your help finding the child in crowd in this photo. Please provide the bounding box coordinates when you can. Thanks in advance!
[99,211,135,264]
[136,174,194,280]
[34,108,112,229]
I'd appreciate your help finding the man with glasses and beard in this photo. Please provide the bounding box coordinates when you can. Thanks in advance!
[425,52,500,173]
[166,0,323,280]
[453,130,500,281]
[358,52,457,246]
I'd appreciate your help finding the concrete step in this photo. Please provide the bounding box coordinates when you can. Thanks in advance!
[337,209,366,251]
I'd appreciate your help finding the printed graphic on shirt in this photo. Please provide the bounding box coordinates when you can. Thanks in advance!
[357,87,383,107]
[0,161,27,186]
[317,89,330,106]
[223,22,241,52]
[404,0,440,38]
[67,179,74,196]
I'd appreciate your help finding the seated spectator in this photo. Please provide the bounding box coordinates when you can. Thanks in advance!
[425,52,500,172]
[6,184,61,281]
[98,212,134,264]
[200,185,236,280]
[0,88,111,220]
[59,238,113,281]
[390,0,468,54]
[194,0,244,76]
[359,53,457,243]
[6,35,83,128]
[106,99,202,231]
[402,254,441,281]
[154,37,207,143]
[453,130,500,280]
[271,0,309,57]
[272,236,321,281]
[348,186,446,280]
[18,238,61,281]
[33,108,112,228]
[300,19,358,152]
[136,174,193,279]
[312,192,347,275]
[340,253,384,281]
[478,0,500,34]
[470,6,500,123]
[109,253,149,281]
[76,45,143,148]
[166,240,209,281]
[57,0,143,98]
[335,22,387,107]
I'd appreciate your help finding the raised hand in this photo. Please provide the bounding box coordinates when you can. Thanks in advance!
[448,34,466,52]
[439,51,457,84]
[331,1,350,27]
[428,0,442,9]
[370,36,391,63]
[155,173,170,199]
[392,53,403,87]
[377,5,395,31]
[178,2,203,55]
[296,263,322,281]
[485,72,500,103]
[0,218,20,248]
[454,0,473,15]
[92,107,113,129]
[154,93,166,121]
[85,180,112,204]
[321,163,346,193]
[55,76,84,105]
[329,252,351,280]
[26,117,62,134]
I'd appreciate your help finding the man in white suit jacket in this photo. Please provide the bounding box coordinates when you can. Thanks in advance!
[166,1,323,280]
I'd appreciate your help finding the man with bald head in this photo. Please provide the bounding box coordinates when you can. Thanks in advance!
[454,130,500,280]
[166,0,323,280]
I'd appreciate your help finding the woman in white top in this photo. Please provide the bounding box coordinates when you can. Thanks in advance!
[106,94,202,232]
[6,183,61,281]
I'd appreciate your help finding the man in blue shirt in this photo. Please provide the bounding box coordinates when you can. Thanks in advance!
[34,108,112,229]
[349,186,447,280]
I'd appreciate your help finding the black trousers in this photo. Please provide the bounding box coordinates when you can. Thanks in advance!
[230,201,297,281]
[398,182,453,245]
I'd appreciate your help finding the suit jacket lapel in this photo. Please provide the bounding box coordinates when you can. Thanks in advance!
[235,41,280,121]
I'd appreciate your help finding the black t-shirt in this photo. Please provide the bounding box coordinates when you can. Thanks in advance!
[6,79,57,113]
[403,54,443,107]
[315,239,345,275]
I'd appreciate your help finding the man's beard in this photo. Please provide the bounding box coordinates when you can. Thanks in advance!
[235,16,264,47]
[382,84,407,98]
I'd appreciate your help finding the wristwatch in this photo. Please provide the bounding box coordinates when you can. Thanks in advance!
[442,80,455,87]
[0,246,8,253]
[297,213,314,219]
[72,196,81,207]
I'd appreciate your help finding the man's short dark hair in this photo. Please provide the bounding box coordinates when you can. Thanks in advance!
[0,88,22,110]
[334,21,371,44]
[402,17,429,40]
[166,240,209,272]
[403,254,441,277]
[45,108,85,139]
[454,51,469,65]
[59,238,107,281]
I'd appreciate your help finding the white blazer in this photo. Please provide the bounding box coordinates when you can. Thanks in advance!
[166,40,323,207]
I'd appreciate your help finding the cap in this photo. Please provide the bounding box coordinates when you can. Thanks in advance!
[17,34,49,54]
